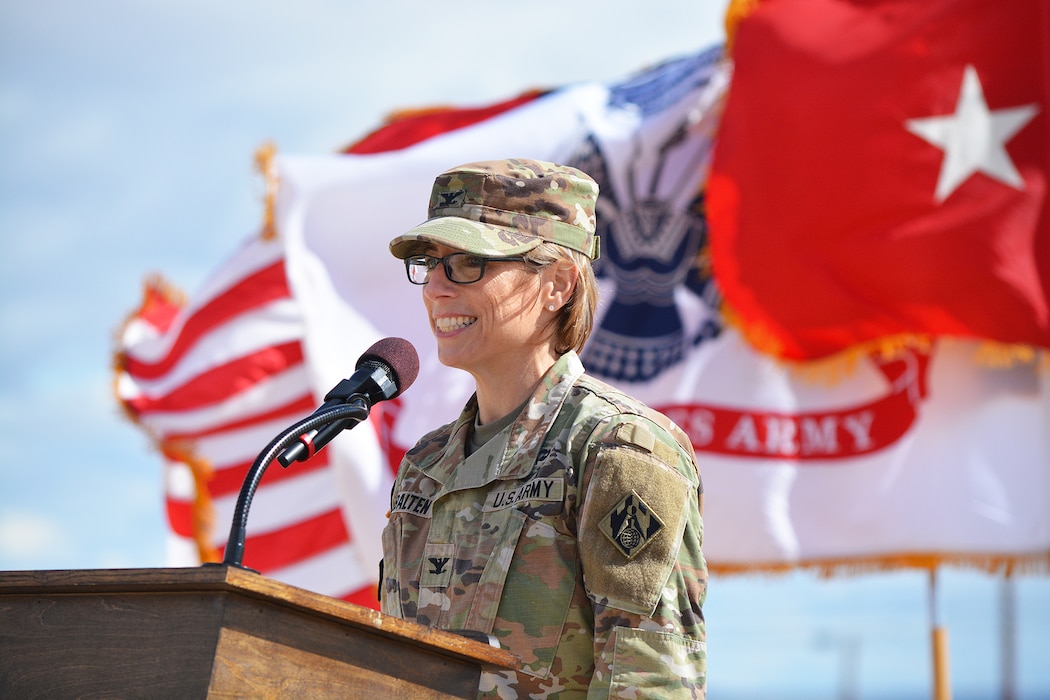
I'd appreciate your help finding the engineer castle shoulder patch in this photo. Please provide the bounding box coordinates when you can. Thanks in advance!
[598,490,665,559]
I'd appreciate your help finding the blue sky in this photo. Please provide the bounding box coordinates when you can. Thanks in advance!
[0,2,1047,697]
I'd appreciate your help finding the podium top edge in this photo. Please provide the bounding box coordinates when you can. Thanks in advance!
[0,565,255,593]
[0,566,520,669]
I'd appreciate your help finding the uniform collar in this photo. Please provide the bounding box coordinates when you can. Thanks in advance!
[423,351,585,485]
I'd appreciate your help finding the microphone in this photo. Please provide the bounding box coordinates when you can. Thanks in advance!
[220,338,418,568]
[277,337,419,466]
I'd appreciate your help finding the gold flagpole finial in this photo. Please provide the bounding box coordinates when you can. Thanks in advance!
[254,141,279,240]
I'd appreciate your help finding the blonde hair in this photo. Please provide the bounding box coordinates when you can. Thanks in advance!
[525,242,598,355]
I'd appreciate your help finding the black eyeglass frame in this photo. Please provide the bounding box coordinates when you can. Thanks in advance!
[403,252,531,285]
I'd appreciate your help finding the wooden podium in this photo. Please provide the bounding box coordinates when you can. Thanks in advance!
[0,565,518,698]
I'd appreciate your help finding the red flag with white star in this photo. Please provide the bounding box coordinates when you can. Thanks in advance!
[708,0,1050,361]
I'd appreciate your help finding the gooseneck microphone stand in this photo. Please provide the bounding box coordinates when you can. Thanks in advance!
[218,396,371,569]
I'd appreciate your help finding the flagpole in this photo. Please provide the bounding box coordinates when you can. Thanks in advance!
[929,568,952,700]
[1000,572,1016,700]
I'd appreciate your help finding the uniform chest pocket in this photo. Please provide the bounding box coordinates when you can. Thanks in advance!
[399,504,529,633]
[491,513,581,679]
[456,506,529,633]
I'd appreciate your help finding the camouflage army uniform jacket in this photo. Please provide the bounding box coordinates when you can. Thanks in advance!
[381,351,707,698]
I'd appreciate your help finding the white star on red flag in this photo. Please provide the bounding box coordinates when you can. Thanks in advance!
[906,64,1039,203]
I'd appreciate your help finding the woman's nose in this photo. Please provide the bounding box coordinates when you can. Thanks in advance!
[422,261,455,297]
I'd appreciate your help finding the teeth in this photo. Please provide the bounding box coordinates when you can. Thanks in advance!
[434,315,476,332]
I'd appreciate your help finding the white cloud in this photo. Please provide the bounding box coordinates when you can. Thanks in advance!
[0,510,72,565]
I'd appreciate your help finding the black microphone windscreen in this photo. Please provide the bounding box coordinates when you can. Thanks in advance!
[356,337,419,397]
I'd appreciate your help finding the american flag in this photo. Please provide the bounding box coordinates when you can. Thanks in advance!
[115,236,382,604]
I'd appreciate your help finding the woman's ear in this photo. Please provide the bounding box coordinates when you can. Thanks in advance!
[547,261,579,310]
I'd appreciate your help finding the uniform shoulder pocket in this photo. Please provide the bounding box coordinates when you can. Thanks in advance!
[580,442,691,614]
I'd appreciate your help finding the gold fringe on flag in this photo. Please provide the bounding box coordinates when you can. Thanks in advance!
[719,304,787,363]
[143,272,186,309]
[974,341,1045,368]
[723,0,762,56]
[790,334,935,386]
[112,275,220,565]
[709,550,1050,579]
[161,439,220,564]
[112,273,187,420]
[382,104,461,122]
[720,294,1046,381]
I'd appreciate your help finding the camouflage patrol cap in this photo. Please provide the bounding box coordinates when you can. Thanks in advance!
[388,158,600,260]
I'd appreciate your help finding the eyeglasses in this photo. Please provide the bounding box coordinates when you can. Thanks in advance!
[404,253,529,285]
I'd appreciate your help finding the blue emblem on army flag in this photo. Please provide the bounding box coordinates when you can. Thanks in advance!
[567,48,725,383]
[599,491,665,559]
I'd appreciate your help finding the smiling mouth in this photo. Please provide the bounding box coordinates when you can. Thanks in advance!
[434,315,476,332]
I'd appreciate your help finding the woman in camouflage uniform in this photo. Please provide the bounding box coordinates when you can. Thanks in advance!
[383,158,707,699]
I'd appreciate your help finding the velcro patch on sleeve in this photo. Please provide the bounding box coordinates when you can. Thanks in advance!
[614,421,680,466]
[580,443,691,615]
